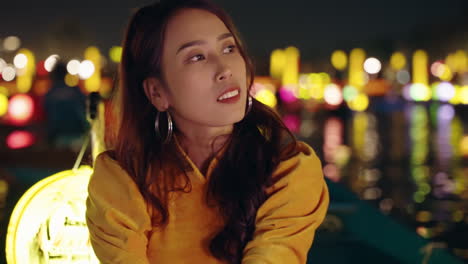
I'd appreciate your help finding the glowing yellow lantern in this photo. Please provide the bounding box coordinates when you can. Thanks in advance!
[6,166,99,263]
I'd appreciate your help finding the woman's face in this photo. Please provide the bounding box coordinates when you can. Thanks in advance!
[159,8,247,128]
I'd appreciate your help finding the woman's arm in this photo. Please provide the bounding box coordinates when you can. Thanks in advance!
[86,152,152,264]
[242,142,329,264]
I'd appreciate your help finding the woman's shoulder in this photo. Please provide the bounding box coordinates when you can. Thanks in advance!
[89,150,140,196]
[273,141,323,187]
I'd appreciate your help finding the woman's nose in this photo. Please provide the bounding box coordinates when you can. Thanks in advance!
[215,64,232,82]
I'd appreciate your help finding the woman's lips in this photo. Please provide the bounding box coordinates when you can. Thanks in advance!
[217,87,240,104]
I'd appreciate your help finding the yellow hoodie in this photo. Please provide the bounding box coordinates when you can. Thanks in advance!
[86,140,329,264]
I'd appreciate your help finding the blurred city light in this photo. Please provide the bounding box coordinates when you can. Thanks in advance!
[324,83,343,106]
[396,70,411,85]
[16,49,35,93]
[349,48,366,89]
[8,94,34,124]
[278,87,298,103]
[3,36,21,51]
[460,136,468,157]
[390,52,406,70]
[331,50,347,70]
[254,88,277,107]
[413,50,429,86]
[282,114,300,133]
[78,60,95,79]
[2,66,16,82]
[410,83,431,101]
[348,93,369,111]
[44,55,60,72]
[0,58,6,72]
[0,93,8,116]
[84,46,101,91]
[66,60,80,75]
[437,104,455,121]
[13,53,27,69]
[364,57,382,74]
[109,46,122,63]
[6,130,35,149]
[436,82,455,102]
[343,85,358,102]
[460,86,468,104]
[64,73,79,87]
[282,46,300,88]
[270,49,286,80]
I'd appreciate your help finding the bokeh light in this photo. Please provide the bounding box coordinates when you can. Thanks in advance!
[254,88,277,108]
[324,83,343,106]
[0,93,8,116]
[3,36,21,51]
[8,94,34,124]
[270,49,286,80]
[331,50,347,70]
[278,88,298,103]
[78,60,95,80]
[323,163,340,182]
[282,114,300,133]
[390,52,406,70]
[410,83,431,101]
[64,73,79,87]
[416,211,432,222]
[364,57,382,74]
[66,60,80,75]
[6,131,35,149]
[412,50,429,86]
[13,53,27,69]
[109,46,122,63]
[343,85,359,102]
[348,93,369,111]
[396,70,410,85]
[0,58,6,72]
[460,136,468,157]
[460,86,468,104]
[44,55,60,72]
[2,66,16,82]
[349,48,366,88]
[436,82,455,102]
[437,104,455,121]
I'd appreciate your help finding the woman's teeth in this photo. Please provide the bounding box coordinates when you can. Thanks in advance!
[217,89,239,101]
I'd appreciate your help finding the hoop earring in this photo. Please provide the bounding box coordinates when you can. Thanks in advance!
[155,111,173,144]
[246,95,253,114]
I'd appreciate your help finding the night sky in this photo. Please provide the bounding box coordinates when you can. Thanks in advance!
[1,0,467,73]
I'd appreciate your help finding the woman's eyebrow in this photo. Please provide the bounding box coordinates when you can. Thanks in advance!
[176,32,233,55]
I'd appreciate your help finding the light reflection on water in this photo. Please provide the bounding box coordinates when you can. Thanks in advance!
[292,99,468,260]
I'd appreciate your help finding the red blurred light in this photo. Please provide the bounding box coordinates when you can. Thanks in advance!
[6,130,35,149]
[36,61,48,76]
[8,94,34,124]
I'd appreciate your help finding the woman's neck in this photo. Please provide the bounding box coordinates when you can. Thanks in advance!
[175,124,232,174]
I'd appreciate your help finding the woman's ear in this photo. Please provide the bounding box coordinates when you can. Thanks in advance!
[143,77,169,111]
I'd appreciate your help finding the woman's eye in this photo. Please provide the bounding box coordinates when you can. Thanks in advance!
[189,54,205,62]
[223,45,236,54]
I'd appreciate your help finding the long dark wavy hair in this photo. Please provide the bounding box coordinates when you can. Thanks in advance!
[107,0,299,263]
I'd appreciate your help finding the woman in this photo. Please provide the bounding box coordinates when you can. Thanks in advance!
[85,0,329,263]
